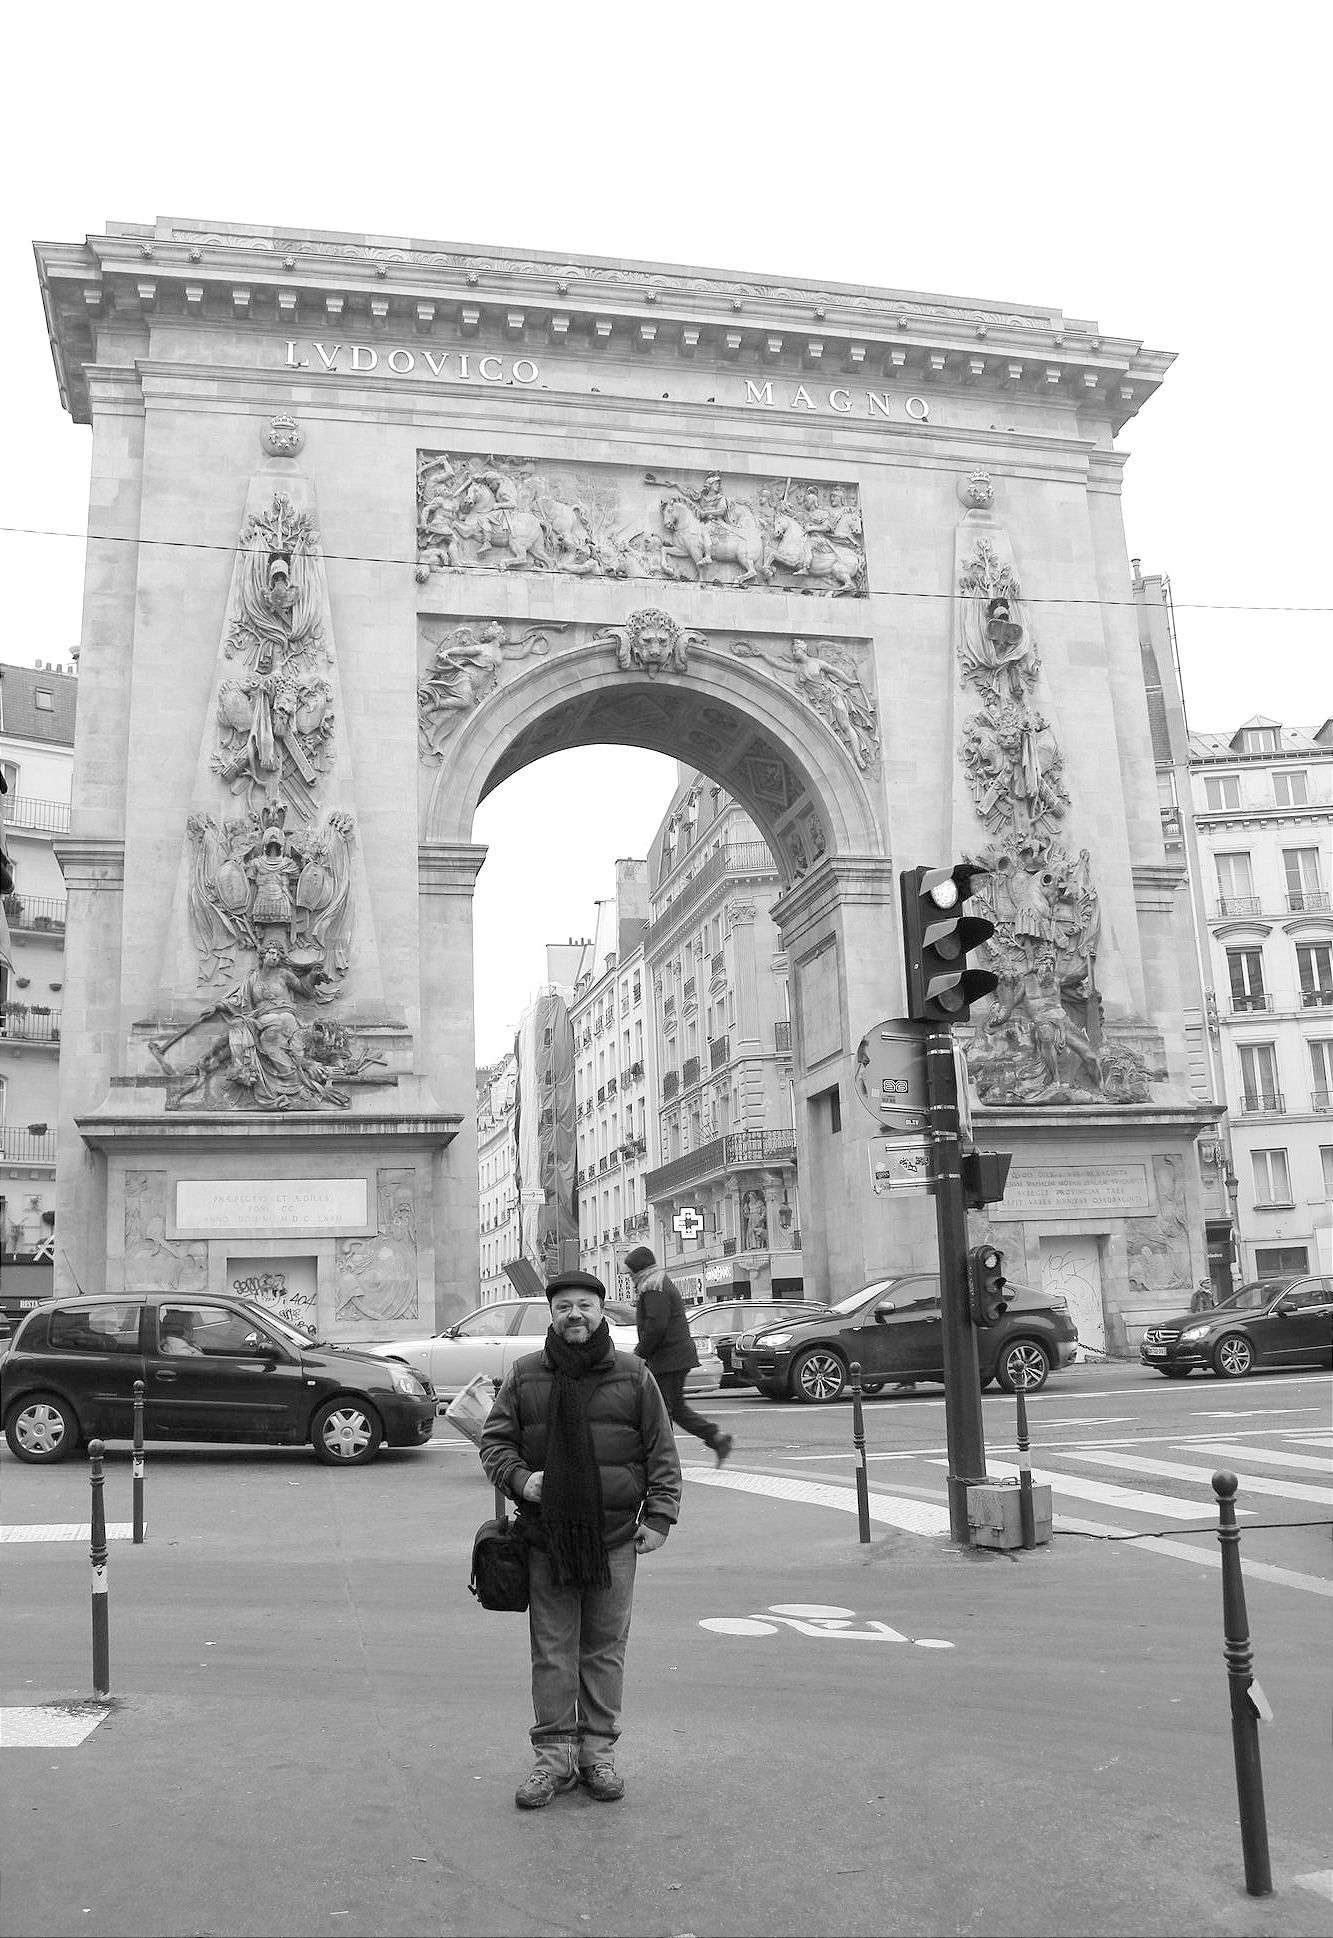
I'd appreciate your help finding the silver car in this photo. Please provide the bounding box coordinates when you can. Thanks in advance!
[366,1297,639,1401]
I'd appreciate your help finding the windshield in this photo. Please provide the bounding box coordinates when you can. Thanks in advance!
[232,1301,313,1349]
[828,1283,892,1319]
[1212,1279,1299,1313]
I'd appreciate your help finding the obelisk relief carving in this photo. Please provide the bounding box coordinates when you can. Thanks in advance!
[952,512,1152,1106]
[150,423,391,1111]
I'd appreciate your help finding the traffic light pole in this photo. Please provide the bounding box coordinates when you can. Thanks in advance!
[925,1023,987,1545]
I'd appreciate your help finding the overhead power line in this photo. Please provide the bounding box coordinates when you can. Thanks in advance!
[0,522,1328,615]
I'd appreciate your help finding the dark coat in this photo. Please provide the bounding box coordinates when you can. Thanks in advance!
[478,1343,682,1550]
[634,1267,699,1375]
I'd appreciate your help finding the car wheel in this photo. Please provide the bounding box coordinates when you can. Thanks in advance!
[5,1395,80,1464]
[792,1349,848,1404]
[311,1398,383,1465]
[994,1340,1051,1393]
[1212,1334,1254,1379]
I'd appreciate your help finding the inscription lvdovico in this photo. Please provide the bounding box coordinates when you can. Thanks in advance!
[990,1164,1151,1218]
[280,345,932,419]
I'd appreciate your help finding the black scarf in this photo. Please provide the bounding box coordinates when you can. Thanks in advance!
[542,1319,613,1589]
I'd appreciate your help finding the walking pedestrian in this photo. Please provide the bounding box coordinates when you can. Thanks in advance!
[622,1245,734,1467]
[478,1270,682,1811]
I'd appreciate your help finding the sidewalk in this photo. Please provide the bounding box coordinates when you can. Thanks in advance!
[2,1438,1329,1938]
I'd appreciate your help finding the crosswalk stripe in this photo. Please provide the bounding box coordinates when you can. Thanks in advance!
[1059,1448,1332,1505]
[1184,1441,1333,1474]
[0,1524,137,1543]
[684,1465,951,1535]
[1055,1517,1333,1597]
[973,1458,1252,1520]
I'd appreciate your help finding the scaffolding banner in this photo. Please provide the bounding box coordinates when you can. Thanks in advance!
[512,990,579,1280]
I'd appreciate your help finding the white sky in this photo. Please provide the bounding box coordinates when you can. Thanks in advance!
[3,5,1326,1066]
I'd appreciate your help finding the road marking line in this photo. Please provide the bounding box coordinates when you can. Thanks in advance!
[684,1466,951,1536]
[0,1524,137,1543]
[1,1705,111,1748]
[1054,1518,1333,1596]
[972,1459,1253,1520]
[1183,1441,1333,1474]
[1294,1871,1333,1904]
[1059,1448,1332,1504]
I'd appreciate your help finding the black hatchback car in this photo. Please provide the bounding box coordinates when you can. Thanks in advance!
[1,1292,437,1466]
[1140,1275,1333,1378]
[734,1273,1078,1402]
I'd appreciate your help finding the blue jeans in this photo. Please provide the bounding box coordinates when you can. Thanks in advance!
[527,1541,637,1771]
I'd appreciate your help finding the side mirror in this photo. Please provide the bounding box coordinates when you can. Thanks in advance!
[1273,1298,1297,1317]
[874,1304,894,1323]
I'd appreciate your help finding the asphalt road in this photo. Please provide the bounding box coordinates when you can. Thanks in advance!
[1,1360,1330,1938]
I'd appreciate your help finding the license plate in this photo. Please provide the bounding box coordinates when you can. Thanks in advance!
[1144,1346,1166,1358]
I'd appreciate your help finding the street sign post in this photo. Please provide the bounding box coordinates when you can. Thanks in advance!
[868,1137,934,1195]
[853,1019,930,1134]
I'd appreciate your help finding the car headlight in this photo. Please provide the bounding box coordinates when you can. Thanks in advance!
[389,1366,429,1397]
[1180,1325,1212,1343]
[762,1331,794,1348]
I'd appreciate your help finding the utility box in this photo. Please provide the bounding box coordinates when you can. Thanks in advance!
[967,1479,1053,1549]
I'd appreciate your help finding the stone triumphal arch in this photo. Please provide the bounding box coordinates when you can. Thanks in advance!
[36,217,1216,1348]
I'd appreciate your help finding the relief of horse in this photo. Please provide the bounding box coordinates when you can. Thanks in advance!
[765,510,859,595]
[660,498,768,586]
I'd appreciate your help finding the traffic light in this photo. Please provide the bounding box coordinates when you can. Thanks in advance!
[968,1244,1010,1326]
[961,1149,1013,1210]
[899,864,998,1024]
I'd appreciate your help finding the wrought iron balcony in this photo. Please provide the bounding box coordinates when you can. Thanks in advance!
[1240,1091,1285,1114]
[645,1128,797,1198]
[774,1020,792,1051]
[1230,993,1272,1012]
[645,843,778,949]
[0,1007,61,1043]
[1287,891,1330,913]
[1313,1088,1333,1112]
[662,1070,679,1100]
[6,796,71,835]
[1216,897,1261,917]
[0,1128,57,1164]
[2,894,66,934]
[1300,987,1333,1008]
[709,1035,729,1070]
[682,1054,700,1089]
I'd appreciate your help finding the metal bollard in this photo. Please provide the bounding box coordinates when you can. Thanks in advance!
[89,1439,110,1697]
[132,1380,145,1544]
[848,1361,872,1545]
[1013,1370,1036,1551]
[1212,1471,1273,1897]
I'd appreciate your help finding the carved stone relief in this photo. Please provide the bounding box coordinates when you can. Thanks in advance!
[732,637,880,770]
[955,528,1152,1106]
[335,1169,419,1323]
[151,460,389,1113]
[415,453,867,596]
[1124,1154,1192,1292]
[418,620,560,759]
[125,1171,208,1294]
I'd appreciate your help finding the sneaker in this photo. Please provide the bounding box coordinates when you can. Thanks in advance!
[578,1762,626,1803]
[515,1765,579,1810]
[713,1432,734,1468]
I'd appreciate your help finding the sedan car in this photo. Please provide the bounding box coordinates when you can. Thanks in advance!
[1,1292,436,1466]
[1140,1275,1333,1378]
[735,1274,1078,1402]
[694,1300,832,1386]
[366,1297,639,1400]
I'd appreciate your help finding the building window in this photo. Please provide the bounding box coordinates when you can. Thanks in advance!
[34,689,54,712]
[1321,1146,1333,1202]
[1226,948,1267,1012]
[1250,1148,1292,1207]
[1310,1041,1333,1113]
[1254,1245,1309,1276]
[1215,852,1255,914]
[1238,1043,1281,1113]
[1204,774,1241,811]
[1272,770,1309,807]
[1240,727,1280,754]
[1298,944,1333,1009]
[1283,847,1325,912]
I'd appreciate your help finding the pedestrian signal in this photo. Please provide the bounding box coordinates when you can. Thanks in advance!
[967,1244,1010,1327]
[899,864,998,1024]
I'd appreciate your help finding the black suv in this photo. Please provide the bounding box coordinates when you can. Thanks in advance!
[1140,1275,1332,1378]
[1,1291,437,1466]
[734,1273,1078,1402]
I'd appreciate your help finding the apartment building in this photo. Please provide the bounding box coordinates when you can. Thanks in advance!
[641,771,802,1304]
[571,864,654,1299]
[1190,715,1333,1277]
[0,661,76,1316]
[477,1056,519,1305]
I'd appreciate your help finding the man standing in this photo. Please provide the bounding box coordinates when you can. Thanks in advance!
[623,1245,733,1467]
[479,1271,682,1811]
